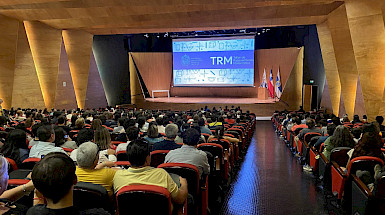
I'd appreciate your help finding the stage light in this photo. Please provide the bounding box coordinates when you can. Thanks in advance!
[257,33,261,35]
[144,34,149,38]
[164,32,168,37]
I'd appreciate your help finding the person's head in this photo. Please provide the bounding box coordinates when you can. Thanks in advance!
[214,126,225,139]
[326,124,337,136]
[90,119,102,130]
[94,127,111,150]
[165,124,178,139]
[76,142,99,169]
[76,128,94,146]
[294,117,301,125]
[147,124,159,138]
[305,118,315,129]
[25,118,34,128]
[331,125,353,146]
[352,127,362,139]
[32,152,76,204]
[126,126,140,141]
[75,117,85,129]
[362,123,380,135]
[126,139,150,167]
[197,118,205,127]
[360,132,382,148]
[137,117,146,128]
[37,125,55,142]
[7,129,27,149]
[57,116,66,125]
[53,127,66,147]
[70,115,78,126]
[118,118,125,127]
[0,156,9,194]
[353,115,360,122]
[183,128,200,146]
[376,116,384,126]
[331,117,341,126]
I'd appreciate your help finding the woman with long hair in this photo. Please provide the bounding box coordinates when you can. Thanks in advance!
[90,119,103,130]
[94,127,116,163]
[144,123,163,147]
[322,125,354,160]
[207,126,239,144]
[0,129,28,165]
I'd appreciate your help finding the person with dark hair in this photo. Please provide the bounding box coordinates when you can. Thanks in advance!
[54,127,77,149]
[297,118,322,140]
[112,118,125,133]
[29,125,66,158]
[94,127,116,163]
[113,139,188,211]
[156,117,166,134]
[70,115,78,128]
[56,116,71,134]
[313,124,337,151]
[136,116,148,133]
[29,123,43,147]
[90,119,103,130]
[352,115,362,124]
[207,126,239,145]
[75,128,94,146]
[0,129,29,165]
[152,124,181,151]
[144,123,163,146]
[165,128,210,178]
[198,118,212,135]
[116,126,139,153]
[351,127,362,143]
[322,125,354,160]
[27,152,110,215]
[376,115,385,131]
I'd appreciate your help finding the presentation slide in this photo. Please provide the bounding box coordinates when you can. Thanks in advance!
[172,36,255,87]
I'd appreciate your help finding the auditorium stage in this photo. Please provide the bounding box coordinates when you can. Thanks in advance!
[120,96,292,117]
[145,97,276,104]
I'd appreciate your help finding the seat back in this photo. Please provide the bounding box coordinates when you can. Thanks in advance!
[5,157,18,172]
[74,182,113,214]
[117,151,128,161]
[304,132,322,144]
[197,143,223,173]
[347,156,385,176]
[150,150,170,167]
[208,138,230,150]
[19,158,41,169]
[116,185,172,215]
[158,163,200,200]
[330,147,352,167]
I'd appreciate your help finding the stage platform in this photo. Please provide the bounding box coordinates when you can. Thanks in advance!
[145,97,276,104]
[119,96,292,117]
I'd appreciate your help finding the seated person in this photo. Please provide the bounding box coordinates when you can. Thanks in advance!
[0,129,29,165]
[94,127,116,163]
[113,139,188,210]
[27,152,110,215]
[53,127,77,149]
[198,118,212,135]
[165,128,210,179]
[76,142,117,197]
[143,123,164,147]
[313,124,336,151]
[322,125,354,160]
[29,125,66,158]
[70,128,94,162]
[116,126,140,153]
[207,126,239,145]
[295,118,321,152]
[0,155,35,214]
[56,116,71,135]
[152,124,181,151]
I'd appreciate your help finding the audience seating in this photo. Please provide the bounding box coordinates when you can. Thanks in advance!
[116,185,186,215]
[150,150,170,167]
[5,157,18,173]
[197,143,227,180]
[19,158,40,169]
[73,182,113,214]
[158,163,208,215]
[330,147,352,199]
[117,151,128,161]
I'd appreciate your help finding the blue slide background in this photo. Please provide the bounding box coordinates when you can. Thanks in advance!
[172,37,255,87]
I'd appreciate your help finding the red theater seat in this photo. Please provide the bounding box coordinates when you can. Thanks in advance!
[150,150,170,167]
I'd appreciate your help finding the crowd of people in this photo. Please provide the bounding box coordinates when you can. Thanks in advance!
[0,106,254,214]
[273,109,385,213]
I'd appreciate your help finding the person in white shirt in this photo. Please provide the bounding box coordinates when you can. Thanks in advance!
[94,127,116,163]
[29,125,66,158]
[116,126,140,153]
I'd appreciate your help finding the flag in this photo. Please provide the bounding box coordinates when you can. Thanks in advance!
[268,69,274,98]
[259,68,268,88]
[275,68,282,99]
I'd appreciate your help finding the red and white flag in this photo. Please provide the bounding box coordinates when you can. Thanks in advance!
[268,69,274,98]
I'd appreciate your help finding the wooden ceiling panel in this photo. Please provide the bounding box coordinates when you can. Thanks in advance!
[0,0,343,35]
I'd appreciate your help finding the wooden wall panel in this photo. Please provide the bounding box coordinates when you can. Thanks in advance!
[0,15,19,109]
[54,39,77,110]
[317,22,341,116]
[354,76,367,118]
[320,79,333,114]
[129,54,144,105]
[345,0,385,122]
[12,22,45,109]
[279,47,304,110]
[303,85,312,112]
[327,5,358,119]
[338,92,346,118]
[131,47,299,99]
[24,21,62,108]
[85,51,108,109]
[62,30,93,109]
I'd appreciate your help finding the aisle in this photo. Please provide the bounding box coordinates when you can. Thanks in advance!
[222,121,328,215]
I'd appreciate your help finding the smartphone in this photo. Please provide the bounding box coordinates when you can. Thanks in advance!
[64,135,68,139]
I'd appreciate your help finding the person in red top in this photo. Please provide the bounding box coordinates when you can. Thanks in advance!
[291,117,308,132]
